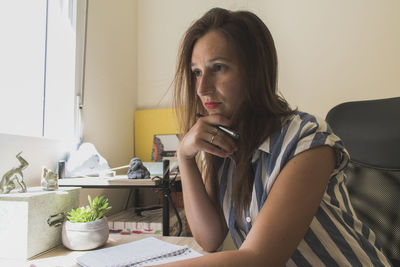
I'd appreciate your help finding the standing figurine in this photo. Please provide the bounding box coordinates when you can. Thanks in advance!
[0,152,29,194]
[41,167,59,191]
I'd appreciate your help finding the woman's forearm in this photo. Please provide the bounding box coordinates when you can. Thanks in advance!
[178,156,228,251]
[156,248,267,267]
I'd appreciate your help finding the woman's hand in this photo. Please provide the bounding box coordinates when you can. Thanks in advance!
[177,114,232,251]
[178,114,237,160]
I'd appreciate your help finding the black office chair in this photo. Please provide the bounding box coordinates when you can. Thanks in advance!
[326,97,400,266]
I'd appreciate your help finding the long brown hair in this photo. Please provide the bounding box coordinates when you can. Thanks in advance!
[173,8,294,214]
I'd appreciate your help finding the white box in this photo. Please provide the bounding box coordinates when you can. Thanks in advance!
[0,187,80,259]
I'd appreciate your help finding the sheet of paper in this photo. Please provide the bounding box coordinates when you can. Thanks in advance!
[76,237,202,267]
[141,248,202,266]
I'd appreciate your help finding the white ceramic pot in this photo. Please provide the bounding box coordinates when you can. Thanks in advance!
[62,217,109,250]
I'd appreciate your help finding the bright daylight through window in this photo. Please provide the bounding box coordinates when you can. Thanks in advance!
[0,0,86,141]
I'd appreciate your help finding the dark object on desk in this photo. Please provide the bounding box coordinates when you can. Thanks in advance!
[127,158,150,179]
[58,160,65,179]
[326,97,400,266]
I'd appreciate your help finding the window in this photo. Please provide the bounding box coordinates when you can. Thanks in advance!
[0,0,87,141]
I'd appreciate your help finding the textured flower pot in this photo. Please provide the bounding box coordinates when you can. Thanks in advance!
[62,217,109,250]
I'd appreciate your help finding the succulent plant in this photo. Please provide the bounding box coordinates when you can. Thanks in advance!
[66,195,112,223]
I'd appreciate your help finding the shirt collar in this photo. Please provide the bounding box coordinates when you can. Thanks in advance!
[229,138,270,164]
[258,138,270,154]
[251,114,292,163]
[251,138,270,163]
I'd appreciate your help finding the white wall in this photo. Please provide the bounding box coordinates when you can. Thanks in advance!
[137,0,400,118]
[83,0,137,170]
[1,0,398,212]
[0,134,68,188]
[80,0,137,211]
[0,0,138,213]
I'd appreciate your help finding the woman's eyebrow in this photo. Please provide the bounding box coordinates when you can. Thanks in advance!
[191,57,232,67]
[207,57,231,63]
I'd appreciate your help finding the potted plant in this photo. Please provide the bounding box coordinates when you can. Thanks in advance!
[62,195,112,250]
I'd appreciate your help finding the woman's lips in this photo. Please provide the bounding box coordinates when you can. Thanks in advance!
[205,101,221,109]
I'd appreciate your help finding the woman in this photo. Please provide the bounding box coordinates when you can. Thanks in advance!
[166,8,391,266]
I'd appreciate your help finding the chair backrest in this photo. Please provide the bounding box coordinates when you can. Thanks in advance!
[326,97,400,264]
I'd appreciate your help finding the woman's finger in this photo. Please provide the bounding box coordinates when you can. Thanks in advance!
[201,138,232,158]
[201,129,236,154]
[179,115,237,159]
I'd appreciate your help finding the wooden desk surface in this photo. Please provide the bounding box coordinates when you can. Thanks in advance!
[58,175,162,187]
[0,234,206,267]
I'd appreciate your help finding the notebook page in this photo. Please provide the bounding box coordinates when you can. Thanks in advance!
[76,237,202,267]
[140,248,202,266]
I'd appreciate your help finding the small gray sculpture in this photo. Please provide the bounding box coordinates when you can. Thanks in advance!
[0,152,28,194]
[41,167,58,191]
[127,158,150,179]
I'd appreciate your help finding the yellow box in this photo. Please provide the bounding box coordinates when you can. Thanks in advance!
[134,108,178,162]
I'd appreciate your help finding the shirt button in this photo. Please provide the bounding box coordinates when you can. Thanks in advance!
[246,216,251,223]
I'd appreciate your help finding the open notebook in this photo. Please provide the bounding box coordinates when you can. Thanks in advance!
[76,237,202,267]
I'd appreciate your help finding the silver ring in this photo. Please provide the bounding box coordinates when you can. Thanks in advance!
[209,133,216,144]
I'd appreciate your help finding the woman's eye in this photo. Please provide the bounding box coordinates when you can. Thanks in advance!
[192,69,201,77]
[213,64,225,72]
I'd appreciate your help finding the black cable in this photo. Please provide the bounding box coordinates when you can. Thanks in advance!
[124,188,134,210]
[167,192,183,236]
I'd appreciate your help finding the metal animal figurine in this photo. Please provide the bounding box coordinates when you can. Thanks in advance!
[41,167,58,191]
[0,152,29,194]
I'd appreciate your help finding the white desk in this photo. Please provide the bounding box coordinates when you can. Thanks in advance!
[58,175,181,236]
[0,234,206,267]
[58,175,162,187]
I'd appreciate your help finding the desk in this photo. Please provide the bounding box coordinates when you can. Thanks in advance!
[0,234,206,267]
[59,172,181,236]
[58,176,163,188]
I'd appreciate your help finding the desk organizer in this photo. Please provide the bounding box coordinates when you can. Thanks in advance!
[0,187,80,259]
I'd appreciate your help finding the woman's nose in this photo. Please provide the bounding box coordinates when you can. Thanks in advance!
[197,71,215,96]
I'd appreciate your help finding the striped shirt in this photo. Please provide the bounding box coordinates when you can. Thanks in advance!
[218,111,391,266]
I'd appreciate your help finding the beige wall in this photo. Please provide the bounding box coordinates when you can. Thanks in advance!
[80,0,137,211]
[82,0,400,209]
[83,0,137,169]
[137,0,400,118]
[1,0,398,213]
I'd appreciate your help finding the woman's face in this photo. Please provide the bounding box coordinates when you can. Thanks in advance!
[191,30,244,118]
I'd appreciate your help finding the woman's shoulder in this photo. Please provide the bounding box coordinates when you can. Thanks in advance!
[268,111,349,173]
[279,111,329,138]
[258,110,346,158]
[267,110,345,154]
